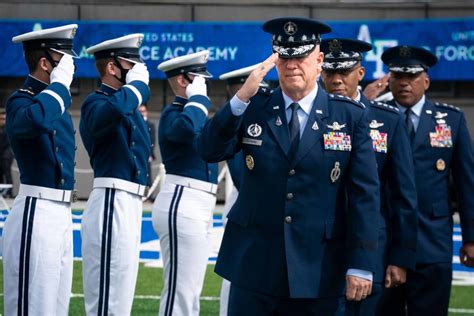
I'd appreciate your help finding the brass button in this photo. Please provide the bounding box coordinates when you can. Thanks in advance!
[285,216,292,224]
[286,193,293,200]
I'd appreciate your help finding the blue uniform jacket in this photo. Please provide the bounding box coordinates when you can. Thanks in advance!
[198,87,380,298]
[6,75,75,190]
[80,82,151,185]
[158,95,217,184]
[226,151,243,190]
[388,98,474,263]
[361,95,418,282]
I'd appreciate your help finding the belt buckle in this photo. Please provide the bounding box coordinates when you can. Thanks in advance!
[71,190,78,203]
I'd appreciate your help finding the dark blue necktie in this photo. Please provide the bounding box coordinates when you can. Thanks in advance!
[289,102,300,158]
[405,108,415,141]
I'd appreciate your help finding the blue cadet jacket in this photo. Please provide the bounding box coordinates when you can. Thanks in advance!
[80,82,151,186]
[360,94,418,283]
[388,98,474,264]
[6,75,75,190]
[158,95,217,184]
[198,87,380,298]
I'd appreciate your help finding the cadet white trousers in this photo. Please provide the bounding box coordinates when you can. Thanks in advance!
[81,188,143,316]
[152,181,216,316]
[219,185,239,316]
[3,195,73,316]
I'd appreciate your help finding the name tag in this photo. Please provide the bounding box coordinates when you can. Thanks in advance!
[242,137,263,146]
[324,132,352,151]
[430,124,453,148]
[370,130,388,153]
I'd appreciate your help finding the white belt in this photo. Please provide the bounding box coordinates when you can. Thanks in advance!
[18,184,75,203]
[93,177,146,197]
[165,174,217,195]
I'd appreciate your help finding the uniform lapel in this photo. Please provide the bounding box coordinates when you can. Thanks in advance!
[265,89,291,160]
[412,100,434,151]
[292,87,328,165]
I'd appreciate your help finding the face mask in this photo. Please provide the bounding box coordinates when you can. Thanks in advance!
[113,57,129,85]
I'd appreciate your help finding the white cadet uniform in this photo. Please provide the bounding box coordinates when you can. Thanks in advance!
[154,51,218,316]
[80,34,151,315]
[4,24,78,316]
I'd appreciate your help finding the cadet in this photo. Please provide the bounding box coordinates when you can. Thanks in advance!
[379,45,474,315]
[153,50,218,316]
[80,34,151,315]
[218,63,271,316]
[3,24,78,315]
[198,17,380,315]
[320,38,418,315]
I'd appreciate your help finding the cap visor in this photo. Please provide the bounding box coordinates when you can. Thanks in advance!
[50,48,79,58]
[188,70,213,79]
[118,56,144,64]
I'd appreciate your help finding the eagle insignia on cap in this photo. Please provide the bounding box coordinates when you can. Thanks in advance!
[137,37,143,46]
[329,39,342,54]
[399,46,411,58]
[71,28,77,37]
[284,21,297,35]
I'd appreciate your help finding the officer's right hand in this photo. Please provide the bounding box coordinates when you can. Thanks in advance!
[186,76,207,98]
[50,54,75,89]
[126,63,150,85]
[346,275,372,301]
[236,53,278,102]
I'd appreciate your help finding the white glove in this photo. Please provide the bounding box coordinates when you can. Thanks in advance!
[50,54,74,89]
[185,75,207,98]
[126,63,149,85]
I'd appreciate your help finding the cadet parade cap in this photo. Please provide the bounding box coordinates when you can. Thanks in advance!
[219,63,269,87]
[262,17,331,59]
[158,50,212,78]
[321,38,372,71]
[382,45,438,74]
[86,34,144,64]
[12,24,78,57]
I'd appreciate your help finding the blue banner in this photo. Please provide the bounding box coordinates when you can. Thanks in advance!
[0,18,473,80]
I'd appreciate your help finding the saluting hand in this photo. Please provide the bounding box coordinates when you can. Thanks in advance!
[236,53,278,102]
[363,73,390,100]
[126,62,150,85]
[346,275,372,301]
[384,265,407,288]
[460,242,474,267]
[50,54,75,90]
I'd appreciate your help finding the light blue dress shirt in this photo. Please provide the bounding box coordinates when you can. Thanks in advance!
[396,95,426,132]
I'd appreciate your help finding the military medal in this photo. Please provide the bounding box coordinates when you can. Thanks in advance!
[247,123,262,137]
[429,124,453,148]
[330,161,341,183]
[436,158,446,171]
[276,116,282,126]
[324,132,352,151]
[370,130,388,153]
[246,155,255,170]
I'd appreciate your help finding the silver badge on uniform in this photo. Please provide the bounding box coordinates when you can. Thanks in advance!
[316,109,323,115]
[273,106,280,110]
[369,120,384,129]
[435,111,448,119]
[330,161,341,183]
[426,110,432,114]
[276,116,282,126]
[247,123,262,137]
[327,122,346,131]
[311,121,319,131]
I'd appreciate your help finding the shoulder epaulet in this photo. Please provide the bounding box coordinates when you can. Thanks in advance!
[328,93,365,109]
[17,88,35,96]
[95,89,109,96]
[257,86,274,96]
[369,100,400,113]
[435,102,461,112]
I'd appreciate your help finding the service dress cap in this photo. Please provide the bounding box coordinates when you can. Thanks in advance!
[382,45,438,74]
[12,24,78,57]
[219,63,269,87]
[157,50,212,79]
[86,33,144,64]
[262,17,331,59]
[320,38,372,71]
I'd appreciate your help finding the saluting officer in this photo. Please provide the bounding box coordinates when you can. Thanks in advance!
[153,50,218,316]
[198,17,380,315]
[3,24,78,315]
[80,34,151,316]
[379,45,474,316]
[320,38,418,315]
[217,63,271,316]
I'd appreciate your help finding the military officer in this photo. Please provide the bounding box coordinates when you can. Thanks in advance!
[153,50,218,316]
[80,34,151,315]
[218,63,271,316]
[198,17,380,315]
[3,24,78,315]
[379,45,474,315]
[320,38,418,315]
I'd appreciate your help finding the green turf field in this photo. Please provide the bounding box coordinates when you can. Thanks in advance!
[0,261,473,315]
